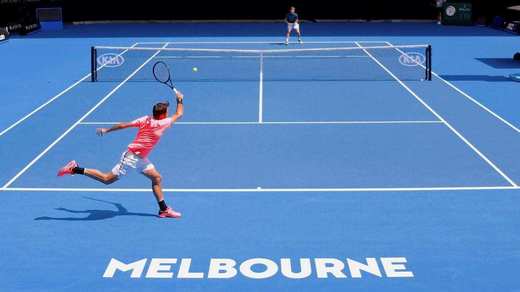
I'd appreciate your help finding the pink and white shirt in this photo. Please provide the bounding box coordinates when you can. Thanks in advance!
[126,116,173,158]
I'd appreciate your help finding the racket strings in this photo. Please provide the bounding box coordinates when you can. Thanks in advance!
[153,62,171,83]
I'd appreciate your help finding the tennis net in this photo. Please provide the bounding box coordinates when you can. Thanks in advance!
[91,44,432,82]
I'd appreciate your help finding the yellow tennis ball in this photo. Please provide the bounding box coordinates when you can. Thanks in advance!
[192,67,198,72]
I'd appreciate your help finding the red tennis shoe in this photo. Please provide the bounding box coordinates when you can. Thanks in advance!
[57,160,78,176]
[159,207,182,219]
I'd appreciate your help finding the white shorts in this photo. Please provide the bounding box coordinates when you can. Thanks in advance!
[287,22,300,32]
[112,151,155,176]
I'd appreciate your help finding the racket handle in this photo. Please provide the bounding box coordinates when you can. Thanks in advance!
[172,87,178,94]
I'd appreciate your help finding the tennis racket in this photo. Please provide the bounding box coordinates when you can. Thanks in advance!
[153,61,178,93]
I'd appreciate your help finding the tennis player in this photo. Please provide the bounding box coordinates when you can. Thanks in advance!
[57,90,185,219]
[285,6,303,45]
[435,0,447,24]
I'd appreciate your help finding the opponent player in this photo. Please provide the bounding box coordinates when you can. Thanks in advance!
[57,90,185,219]
[285,6,303,45]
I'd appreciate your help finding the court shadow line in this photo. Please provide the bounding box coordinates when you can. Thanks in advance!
[476,58,520,69]
[439,74,514,82]
[34,196,158,221]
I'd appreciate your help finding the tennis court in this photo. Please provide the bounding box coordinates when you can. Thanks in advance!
[1,22,520,292]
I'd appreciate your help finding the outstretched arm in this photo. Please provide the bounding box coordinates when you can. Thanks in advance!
[96,122,134,136]
[171,89,184,123]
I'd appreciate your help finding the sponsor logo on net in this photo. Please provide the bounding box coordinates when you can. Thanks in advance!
[97,53,125,68]
[398,52,425,67]
[103,257,414,280]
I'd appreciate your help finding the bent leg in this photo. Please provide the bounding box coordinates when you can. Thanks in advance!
[143,167,164,202]
[84,168,119,185]
[143,167,181,218]
[295,25,302,42]
[285,24,291,44]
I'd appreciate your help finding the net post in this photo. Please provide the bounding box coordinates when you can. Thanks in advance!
[90,46,97,82]
[426,45,432,81]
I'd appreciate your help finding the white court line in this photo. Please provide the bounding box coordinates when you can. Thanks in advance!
[386,41,520,134]
[0,42,139,138]
[2,185,519,193]
[355,41,518,187]
[0,43,170,190]
[156,55,369,59]
[79,120,444,126]
[258,53,264,123]
[137,41,388,45]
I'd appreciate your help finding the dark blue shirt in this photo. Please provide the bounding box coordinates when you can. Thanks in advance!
[286,12,298,23]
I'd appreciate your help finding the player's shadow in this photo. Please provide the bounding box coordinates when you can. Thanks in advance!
[34,196,158,221]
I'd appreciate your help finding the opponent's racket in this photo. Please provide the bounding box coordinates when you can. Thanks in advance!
[153,61,178,93]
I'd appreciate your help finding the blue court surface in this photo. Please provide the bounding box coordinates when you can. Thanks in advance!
[1,22,520,291]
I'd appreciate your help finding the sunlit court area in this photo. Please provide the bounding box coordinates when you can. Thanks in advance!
[1,1,520,291]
